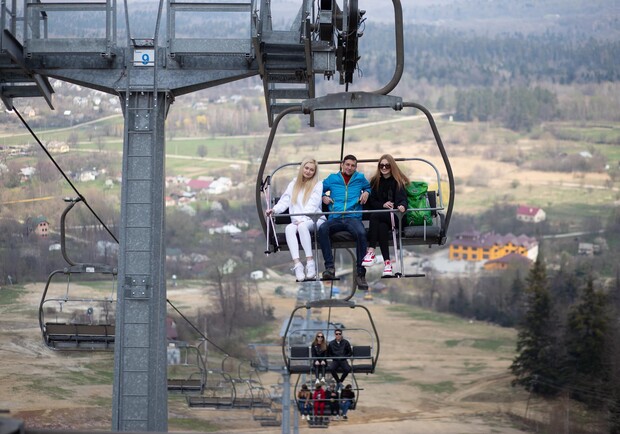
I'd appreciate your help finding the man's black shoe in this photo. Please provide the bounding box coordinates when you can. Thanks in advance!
[356,274,368,290]
[322,268,336,280]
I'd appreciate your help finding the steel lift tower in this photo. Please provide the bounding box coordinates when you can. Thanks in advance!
[0,0,368,431]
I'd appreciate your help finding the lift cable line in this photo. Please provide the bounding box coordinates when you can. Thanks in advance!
[166,298,231,358]
[14,94,246,362]
[14,98,241,361]
[11,101,246,369]
[11,106,119,244]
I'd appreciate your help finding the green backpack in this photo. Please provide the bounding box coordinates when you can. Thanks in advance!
[405,181,432,226]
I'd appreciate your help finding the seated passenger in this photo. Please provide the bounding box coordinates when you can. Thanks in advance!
[326,382,340,420]
[266,157,323,281]
[363,154,409,277]
[318,155,371,289]
[297,384,312,420]
[312,383,326,418]
[311,331,327,384]
[339,384,355,420]
[327,328,352,389]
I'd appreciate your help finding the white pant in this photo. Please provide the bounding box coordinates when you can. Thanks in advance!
[285,219,323,260]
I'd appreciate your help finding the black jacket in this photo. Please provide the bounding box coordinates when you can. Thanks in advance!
[312,344,327,359]
[367,176,407,211]
[327,338,352,358]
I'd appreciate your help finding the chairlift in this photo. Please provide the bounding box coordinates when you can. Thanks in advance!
[230,360,273,409]
[292,373,362,428]
[39,198,117,351]
[186,354,235,409]
[166,340,207,395]
[253,403,282,427]
[186,354,272,409]
[281,299,379,418]
[256,99,454,281]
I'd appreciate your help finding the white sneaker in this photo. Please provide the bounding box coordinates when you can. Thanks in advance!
[362,251,375,267]
[293,263,305,281]
[306,260,316,279]
[382,260,393,276]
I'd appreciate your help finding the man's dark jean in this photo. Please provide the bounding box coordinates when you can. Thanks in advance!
[318,218,367,275]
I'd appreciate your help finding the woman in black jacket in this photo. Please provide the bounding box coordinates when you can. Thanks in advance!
[311,331,328,383]
[362,154,409,276]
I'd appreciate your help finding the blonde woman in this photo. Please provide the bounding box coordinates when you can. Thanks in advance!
[266,158,323,280]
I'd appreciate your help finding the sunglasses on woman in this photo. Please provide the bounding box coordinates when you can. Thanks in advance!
[379,163,391,169]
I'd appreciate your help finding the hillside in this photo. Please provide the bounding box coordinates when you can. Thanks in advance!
[0,277,539,433]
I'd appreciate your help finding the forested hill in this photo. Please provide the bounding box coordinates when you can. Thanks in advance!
[360,24,620,87]
[395,0,618,40]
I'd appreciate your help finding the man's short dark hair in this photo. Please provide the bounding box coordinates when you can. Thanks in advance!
[335,328,343,334]
[342,155,357,163]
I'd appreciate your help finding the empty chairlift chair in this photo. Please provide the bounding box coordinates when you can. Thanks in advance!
[39,198,117,351]
[167,340,207,395]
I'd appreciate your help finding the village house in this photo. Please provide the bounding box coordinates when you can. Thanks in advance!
[483,252,533,271]
[165,175,190,188]
[449,230,538,263]
[186,178,212,194]
[577,242,600,256]
[20,166,36,182]
[46,141,70,154]
[516,205,546,223]
[208,177,232,194]
[165,196,177,207]
[26,215,50,238]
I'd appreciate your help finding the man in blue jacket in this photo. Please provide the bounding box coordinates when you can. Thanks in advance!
[319,155,370,289]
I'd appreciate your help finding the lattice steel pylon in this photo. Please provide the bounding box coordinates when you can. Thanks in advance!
[0,0,364,432]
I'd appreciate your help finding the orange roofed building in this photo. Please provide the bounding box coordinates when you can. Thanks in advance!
[449,230,538,263]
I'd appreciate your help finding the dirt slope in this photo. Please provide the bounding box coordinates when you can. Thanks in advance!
[0,279,535,433]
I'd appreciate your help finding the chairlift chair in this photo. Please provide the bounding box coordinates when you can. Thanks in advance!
[256,97,454,280]
[282,299,379,417]
[166,340,207,395]
[39,198,117,351]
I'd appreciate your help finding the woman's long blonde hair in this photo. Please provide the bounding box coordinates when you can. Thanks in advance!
[370,154,409,190]
[292,157,319,204]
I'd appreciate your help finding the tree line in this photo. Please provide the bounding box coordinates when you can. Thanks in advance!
[391,251,620,431]
[362,24,620,88]
[453,86,558,131]
[511,257,619,432]
[389,203,620,430]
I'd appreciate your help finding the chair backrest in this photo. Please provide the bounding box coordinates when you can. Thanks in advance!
[351,345,374,374]
[427,191,437,217]
[290,346,310,359]
[272,197,292,224]
[352,345,371,359]
[288,346,311,374]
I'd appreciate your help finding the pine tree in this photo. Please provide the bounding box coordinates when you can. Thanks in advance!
[564,278,610,407]
[610,270,620,433]
[510,256,564,396]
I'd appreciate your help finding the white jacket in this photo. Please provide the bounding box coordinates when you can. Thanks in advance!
[272,179,323,224]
